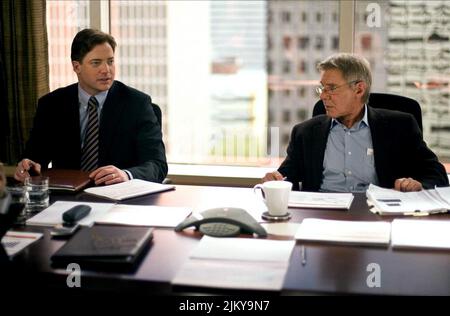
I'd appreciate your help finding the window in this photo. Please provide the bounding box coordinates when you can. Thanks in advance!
[332,36,339,50]
[315,36,324,50]
[316,12,322,23]
[355,0,450,163]
[47,0,340,166]
[298,86,306,98]
[281,11,291,23]
[297,108,307,121]
[282,60,291,74]
[283,36,292,50]
[298,60,308,74]
[301,11,307,23]
[298,36,310,49]
[282,110,291,123]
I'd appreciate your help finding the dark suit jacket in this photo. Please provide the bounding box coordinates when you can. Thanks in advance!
[278,107,449,191]
[24,81,168,182]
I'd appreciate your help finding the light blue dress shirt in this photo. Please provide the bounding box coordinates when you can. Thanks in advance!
[78,85,133,179]
[78,85,108,148]
[320,105,379,192]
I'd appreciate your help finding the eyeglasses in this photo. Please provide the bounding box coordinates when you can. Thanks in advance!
[315,80,361,95]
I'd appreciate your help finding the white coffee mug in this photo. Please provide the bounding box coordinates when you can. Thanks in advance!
[254,181,292,216]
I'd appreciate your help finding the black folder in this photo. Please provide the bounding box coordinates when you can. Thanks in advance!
[51,225,154,270]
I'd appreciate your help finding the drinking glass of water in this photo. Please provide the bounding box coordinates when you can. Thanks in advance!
[25,176,49,213]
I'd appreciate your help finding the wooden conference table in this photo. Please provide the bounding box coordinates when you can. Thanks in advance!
[10,185,450,296]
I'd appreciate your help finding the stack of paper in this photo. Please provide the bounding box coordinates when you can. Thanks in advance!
[289,191,354,209]
[26,201,191,228]
[84,179,175,201]
[366,184,450,215]
[391,219,450,249]
[172,236,295,291]
[1,231,43,256]
[295,218,391,246]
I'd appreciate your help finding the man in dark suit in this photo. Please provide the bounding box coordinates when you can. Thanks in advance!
[263,53,448,192]
[14,29,167,185]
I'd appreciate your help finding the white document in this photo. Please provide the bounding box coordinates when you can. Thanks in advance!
[190,236,295,262]
[84,179,175,201]
[261,223,301,238]
[295,218,391,246]
[366,184,450,215]
[435,186,450,206]
[1,231,43,256]
[26,201,115,227]
[391,219,450,249]
[172,236,295,291]
[289,191,354,209]
[26,201,191,228]
[95,204,191,227]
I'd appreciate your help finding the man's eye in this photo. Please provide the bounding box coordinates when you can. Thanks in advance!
[91,61,100,66]
[107,60,114,66]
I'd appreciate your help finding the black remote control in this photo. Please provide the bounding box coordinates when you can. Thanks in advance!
[62,204,91,225]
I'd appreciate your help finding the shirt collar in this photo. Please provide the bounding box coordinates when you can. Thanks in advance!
[78,84,109,108]
[330,104,369,130]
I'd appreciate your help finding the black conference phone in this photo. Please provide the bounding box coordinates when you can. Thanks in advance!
[175,207,267,237]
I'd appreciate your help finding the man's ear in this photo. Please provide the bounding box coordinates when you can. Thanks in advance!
[355,81,366,97]
[72,61,81,74]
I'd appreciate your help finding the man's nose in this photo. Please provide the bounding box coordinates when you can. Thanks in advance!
[99,62,109,73]
[319,90,329,101]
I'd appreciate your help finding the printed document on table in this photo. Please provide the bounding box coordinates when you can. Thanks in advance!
[26,201,191,228]
[391,219,450,249]
[366,184,450,215]
[289,191,354,209]
[1,231,43,256]
[26,201,115,227]
[95,204,192,227]
[84,179,175,201]
[172,236,295,291]
[295,218,391,246]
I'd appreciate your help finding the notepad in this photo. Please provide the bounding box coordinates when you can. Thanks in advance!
[84,179,175,201]
[391,219,450,249]
[172,236,295,291]
[295,218,391,246]
[289,191,354,209]
[26,201,191,228]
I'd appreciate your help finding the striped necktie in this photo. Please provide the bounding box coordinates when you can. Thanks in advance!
[80,96,99,171]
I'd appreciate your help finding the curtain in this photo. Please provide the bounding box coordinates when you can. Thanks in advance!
[0,0,49,165]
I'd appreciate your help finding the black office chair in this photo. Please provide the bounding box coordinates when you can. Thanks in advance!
[312,93,423,131]
[152,103,162,127]
[152,103,172,185]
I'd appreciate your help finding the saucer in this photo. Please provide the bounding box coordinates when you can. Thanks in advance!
[261,211,291,222]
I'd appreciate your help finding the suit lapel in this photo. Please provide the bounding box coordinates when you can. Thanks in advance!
[67,84,82,162]
[368,107,390,186]
[99,81,126,161]
[309,116,330,189]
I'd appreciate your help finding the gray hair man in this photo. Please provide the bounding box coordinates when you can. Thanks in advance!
[262,53,448,192]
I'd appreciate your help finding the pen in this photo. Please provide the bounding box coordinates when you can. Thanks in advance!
[301,245,306,266]
[5,234,39,239]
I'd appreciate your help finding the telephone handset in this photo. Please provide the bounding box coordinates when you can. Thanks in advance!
[175,207,267,237]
